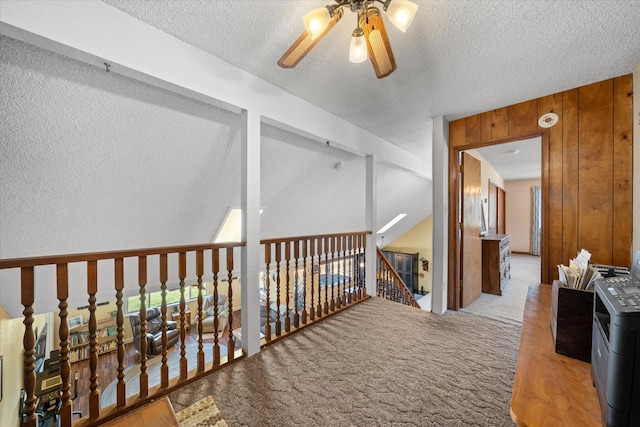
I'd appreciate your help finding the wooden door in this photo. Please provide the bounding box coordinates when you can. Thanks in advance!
[497,188,506,234]
[461,152,483,306]
[488,180,498,234]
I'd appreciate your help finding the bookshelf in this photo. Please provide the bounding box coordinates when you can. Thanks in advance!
[69,318,118,363]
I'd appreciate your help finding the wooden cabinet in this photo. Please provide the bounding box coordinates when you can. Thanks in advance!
[482,234,511,295]
[69,318,118,363]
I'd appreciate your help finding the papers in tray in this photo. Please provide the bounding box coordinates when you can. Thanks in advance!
[557,249,601,291]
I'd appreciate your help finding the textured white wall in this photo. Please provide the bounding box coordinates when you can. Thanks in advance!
[505,179,541,253]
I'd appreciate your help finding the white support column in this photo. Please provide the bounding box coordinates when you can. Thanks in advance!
[240,109,261,356]
[365,155,377,297]
[431,115,449,314]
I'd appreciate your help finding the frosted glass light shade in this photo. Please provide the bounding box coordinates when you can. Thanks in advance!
[304,7,332,39]
[385,0,418,32]
[349,33,368,63]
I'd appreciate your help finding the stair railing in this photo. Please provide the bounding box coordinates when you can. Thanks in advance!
[376,247,421,308]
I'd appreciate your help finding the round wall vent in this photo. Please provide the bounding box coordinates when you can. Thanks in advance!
[538,112,559,128]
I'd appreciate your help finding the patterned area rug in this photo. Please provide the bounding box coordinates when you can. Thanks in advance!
[175,396,228,427]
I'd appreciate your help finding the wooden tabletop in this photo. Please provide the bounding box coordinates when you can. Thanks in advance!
[511,283,602,427]
[102,396,179,427]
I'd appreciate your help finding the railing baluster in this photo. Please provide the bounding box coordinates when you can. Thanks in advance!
[21,267,37,427]
[360,235,366,299]
[179,252,187,380]
[309,238,316,322]
[324,237,330,315]
[301,240,308,324]
[293,240,300,328]
[264,244,272,341]
[138,256,149,398]
[212,249,221,365]
[330,237,336,312]
[196,250,205,372]
[275,242,282,336]
[227,248,235,360]
[341,236,347,306]
[285,241,291,332]
[316,239,323,318]
[336,236,342,309]
[87,261,100,419]
[160,254,169,388]
[56,263,71,427]
[348,235,354,304]
[115,258,126,408]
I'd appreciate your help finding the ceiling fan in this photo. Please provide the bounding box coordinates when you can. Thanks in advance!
[277,0,419,79]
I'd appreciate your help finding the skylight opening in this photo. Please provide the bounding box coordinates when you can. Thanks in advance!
[377,213,407,234]
[213,208,264,243]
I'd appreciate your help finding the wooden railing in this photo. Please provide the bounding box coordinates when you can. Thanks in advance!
[0,231,371,426]
[376,248,421,308]
[260,232,370,343]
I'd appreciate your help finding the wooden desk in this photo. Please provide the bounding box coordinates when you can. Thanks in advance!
[103,397,179,426]
[511,283,601,427]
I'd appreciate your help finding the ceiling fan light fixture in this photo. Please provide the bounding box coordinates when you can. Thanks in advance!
[361,7,396,78]
[304,7,333,39]
[383,0,418,32]
[349,27,368,63]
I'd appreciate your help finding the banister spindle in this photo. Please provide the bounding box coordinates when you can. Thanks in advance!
[226,248,235,360]
[212,249,221,365]
[196,250,205,372]
[341,236,347,306]
[301,240,308,324]
[179,252,187,380]
[348,235,354,304]
[138,255,149,398]
[274,242,282,336]
[21,267,37,427]
[293,240,300,328]
[284,241,291,332]
[309,239,316,322]
[264,244,272,341]
[316,239,323,318]
[160,254,169,387]
[87,261,100,419]
[114,258,126,408]
[324,237,330,315]
[330,237,336,312]
[56,264,72,427]
[336,237,342,309]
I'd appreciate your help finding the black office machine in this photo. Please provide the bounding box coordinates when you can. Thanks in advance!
[592,251,640,427]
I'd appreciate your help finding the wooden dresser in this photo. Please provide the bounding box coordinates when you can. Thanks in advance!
[482,234,510,295]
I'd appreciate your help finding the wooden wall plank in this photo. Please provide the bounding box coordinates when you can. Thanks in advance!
[612,75,633,267]
[450,119,466,148]
[578,80,614,264]
[509,100,538,136]
[561,89,579,264]
[492,107,509,139]
[538,94,564,275]
[465,114,482,144]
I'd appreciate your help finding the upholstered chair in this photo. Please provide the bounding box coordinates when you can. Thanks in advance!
[199,294,229,333]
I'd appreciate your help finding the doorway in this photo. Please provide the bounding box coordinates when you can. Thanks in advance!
[455,136,543,309]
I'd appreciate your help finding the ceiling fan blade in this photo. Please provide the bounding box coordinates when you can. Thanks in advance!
[360,7,397,78]
[277,11,342,69]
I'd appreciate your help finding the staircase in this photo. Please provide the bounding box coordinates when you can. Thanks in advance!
[376,247,421,308]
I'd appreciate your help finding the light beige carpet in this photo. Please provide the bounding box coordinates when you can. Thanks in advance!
[169,297,520,426]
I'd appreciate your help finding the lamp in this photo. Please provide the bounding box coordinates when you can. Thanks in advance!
[278,0,418,78]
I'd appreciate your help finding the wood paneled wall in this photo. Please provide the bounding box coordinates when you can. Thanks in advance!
[448,75,633,309]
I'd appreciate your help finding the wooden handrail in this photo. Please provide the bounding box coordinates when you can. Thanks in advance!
[260,231,370,245]
[376,247,421,308]
[0,242,245,270]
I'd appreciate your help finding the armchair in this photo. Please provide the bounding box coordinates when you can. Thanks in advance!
[199,294,229,334]
[129,307,180,356]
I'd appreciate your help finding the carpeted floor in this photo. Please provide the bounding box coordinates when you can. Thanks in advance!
[169,297,521,426]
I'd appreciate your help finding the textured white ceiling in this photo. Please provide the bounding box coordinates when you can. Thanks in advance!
[475,137,541,181]
[102,0,640,162]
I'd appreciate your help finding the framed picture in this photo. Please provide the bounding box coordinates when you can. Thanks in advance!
[67,315,83,330]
